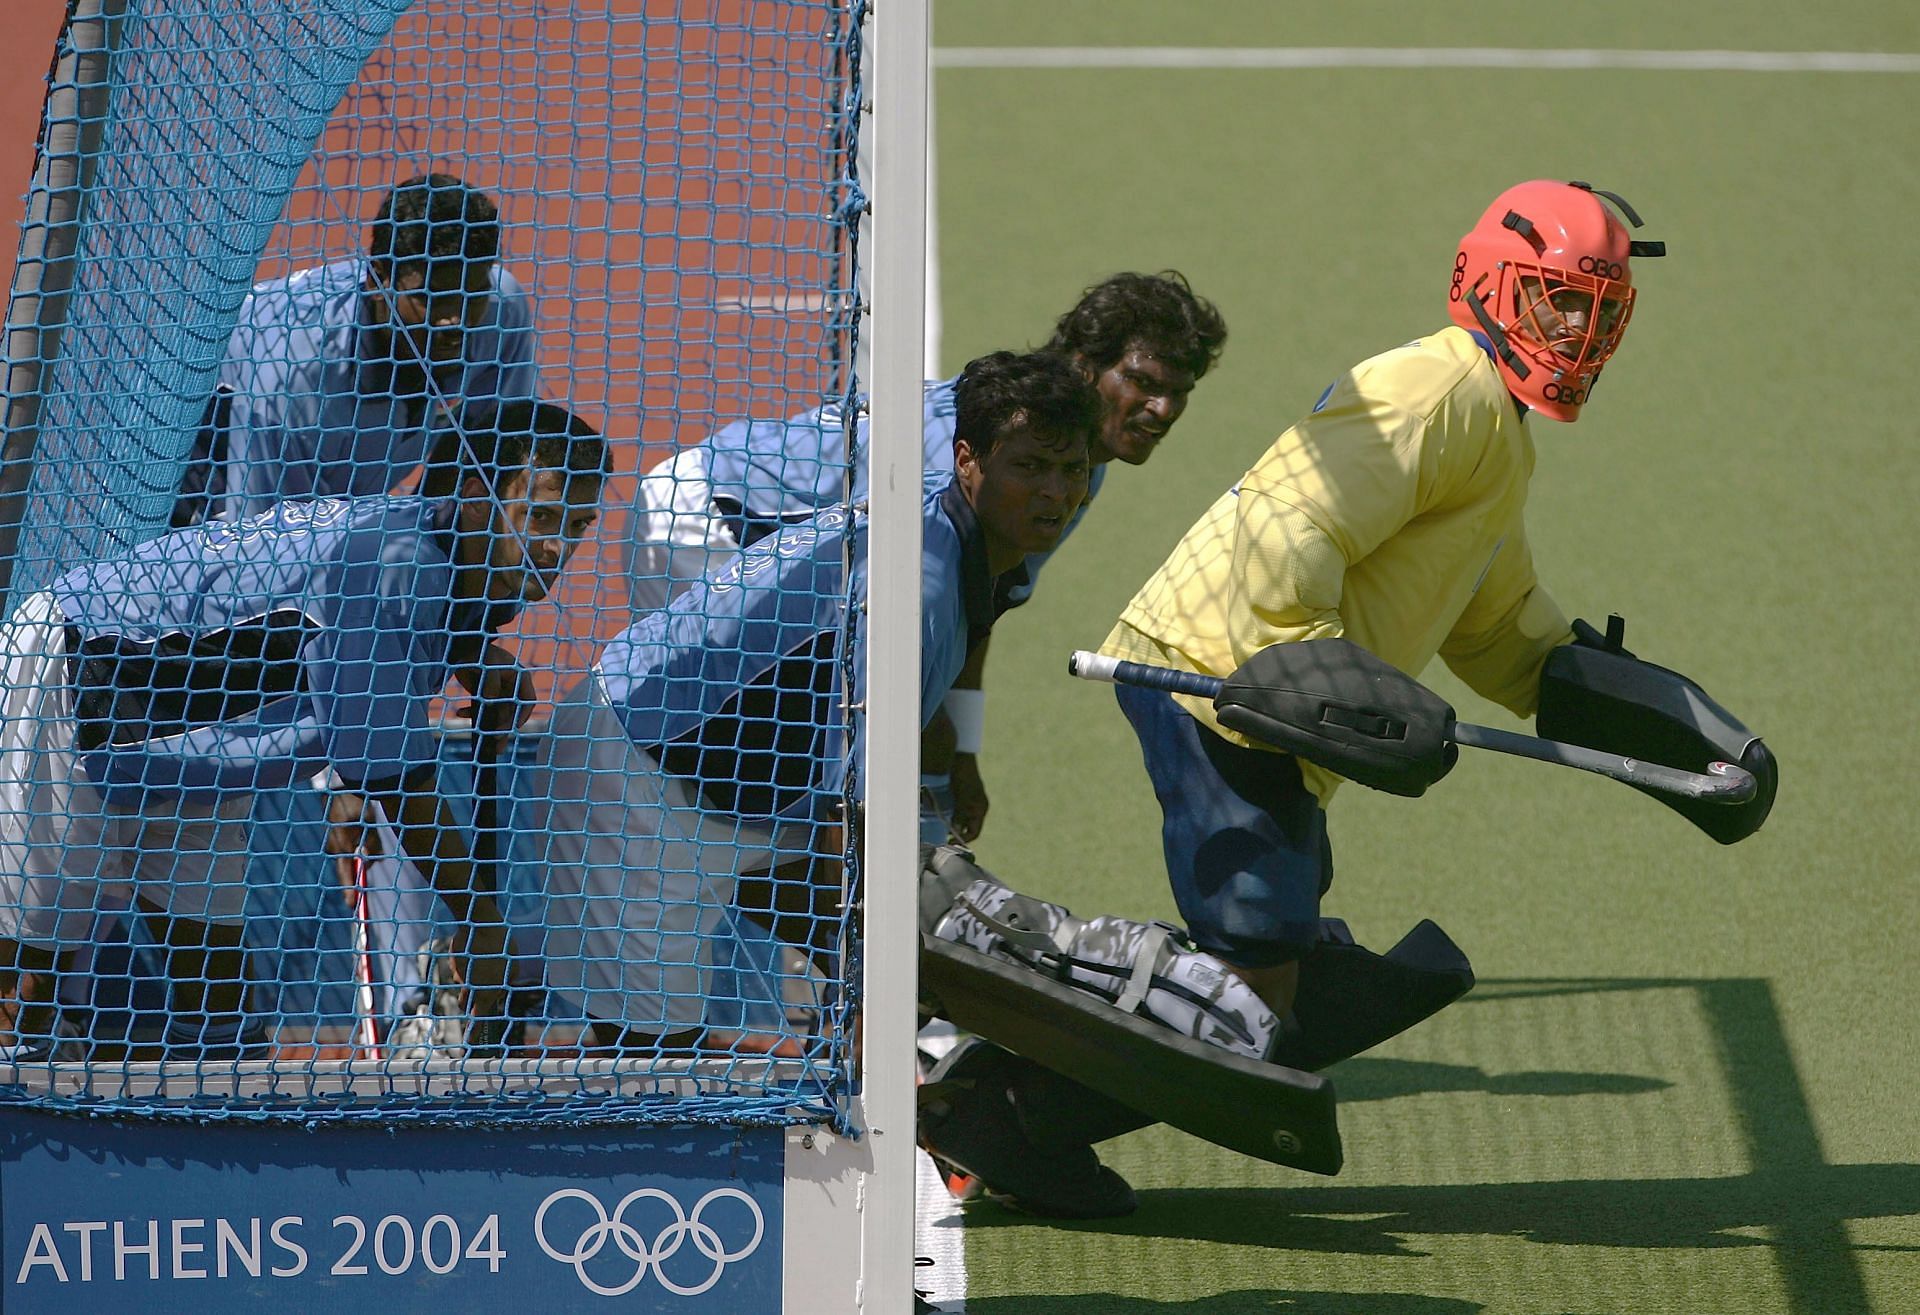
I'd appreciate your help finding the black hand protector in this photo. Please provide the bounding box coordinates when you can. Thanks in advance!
[1536,616,1777,844]
[1214,638,1458,798]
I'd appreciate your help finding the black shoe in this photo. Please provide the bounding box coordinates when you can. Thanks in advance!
[918,1039,1137,1219]
[465,1014,509,1058]
[464,984,552,1057]
[501,985,547,1051]
[162,1019,272,1062]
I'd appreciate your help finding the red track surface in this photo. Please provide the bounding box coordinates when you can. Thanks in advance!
[274,0,851,697]
[5,0,851,700]
[0,2,72,341]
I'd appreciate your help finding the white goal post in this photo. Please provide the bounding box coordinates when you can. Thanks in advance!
[781,0,927,1310]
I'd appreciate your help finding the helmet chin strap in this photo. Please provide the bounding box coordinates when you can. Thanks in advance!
[1463,278,1531,382]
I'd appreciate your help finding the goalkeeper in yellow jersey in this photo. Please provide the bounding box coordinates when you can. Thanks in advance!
[1096,179,1665,1016]
[932,182,1763,1217]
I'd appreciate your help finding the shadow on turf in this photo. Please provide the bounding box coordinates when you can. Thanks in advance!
[958,979,1916,1314]
[1112,1164,1920,1250]
[1329,1055,1670,1103]
[957,1292,1482,1314]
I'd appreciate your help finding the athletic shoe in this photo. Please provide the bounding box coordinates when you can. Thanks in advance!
[921,1148,986,1202]
[0,1033,78,1065]
[917,1039,1137,1219]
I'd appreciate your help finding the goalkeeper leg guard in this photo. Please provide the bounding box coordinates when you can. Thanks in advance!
[1274,918,1475,1073]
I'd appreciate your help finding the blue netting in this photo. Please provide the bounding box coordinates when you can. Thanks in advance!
[0,0,866,1129]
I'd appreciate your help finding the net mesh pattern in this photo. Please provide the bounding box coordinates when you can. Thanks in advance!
[0,0,868,1129]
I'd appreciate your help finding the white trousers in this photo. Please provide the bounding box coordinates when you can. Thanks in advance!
[0,592,251,951]
[508,677,785,1032]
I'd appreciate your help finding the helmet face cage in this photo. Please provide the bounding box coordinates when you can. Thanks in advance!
[1499,258,1636,397]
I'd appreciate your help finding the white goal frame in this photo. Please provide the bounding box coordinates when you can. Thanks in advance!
[779,0,927,1310]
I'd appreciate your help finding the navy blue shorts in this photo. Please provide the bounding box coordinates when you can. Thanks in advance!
[1116,684,1332,967]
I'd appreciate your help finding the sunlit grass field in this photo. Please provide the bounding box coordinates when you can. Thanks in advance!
[929,3,1920,1310]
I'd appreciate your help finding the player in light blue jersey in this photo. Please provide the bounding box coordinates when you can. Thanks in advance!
[510,350,1096,1054]
[624,272,1227,844]
[0,402,606,1060]
[175,173,540,526]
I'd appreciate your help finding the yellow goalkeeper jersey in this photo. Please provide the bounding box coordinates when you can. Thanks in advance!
[1101,325,1574,804]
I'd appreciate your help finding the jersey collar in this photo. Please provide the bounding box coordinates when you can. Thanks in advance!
[937,478,1000,644]
[1467,329,1531,419]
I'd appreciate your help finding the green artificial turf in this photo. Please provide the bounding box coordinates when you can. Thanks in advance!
[929,3,1920,1310]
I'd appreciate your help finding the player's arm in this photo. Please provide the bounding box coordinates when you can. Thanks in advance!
[1438,524,1575,717]
[218,391,292,523]
[488,269,541,401]
[450,634,538,736]
[914,520,993,841]
[317,535,510,1004]
[1225,487,1351,664]
[372,769,508,1003]
[943,638,990,843]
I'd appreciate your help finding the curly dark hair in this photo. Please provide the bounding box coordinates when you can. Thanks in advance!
[422,399,610,498]
[953,350,1100,459]
[1044,270,1228,379]
[368,173,501,274]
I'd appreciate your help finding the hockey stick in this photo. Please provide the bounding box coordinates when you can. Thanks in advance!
[347,853,384,1061]
[1068,650,1756,804]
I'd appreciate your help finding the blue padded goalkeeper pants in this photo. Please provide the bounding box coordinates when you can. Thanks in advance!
[1116,684,1332,968]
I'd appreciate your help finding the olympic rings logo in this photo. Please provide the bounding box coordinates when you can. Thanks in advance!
[533,1186,765,1298]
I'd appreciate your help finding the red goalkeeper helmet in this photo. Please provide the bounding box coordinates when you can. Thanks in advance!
[1446,180,1665,422]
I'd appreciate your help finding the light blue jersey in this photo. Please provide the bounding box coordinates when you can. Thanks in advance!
[205,258,538,521]
[54,496,508,803]
[678,377,1104,607]
[597,475,990,829]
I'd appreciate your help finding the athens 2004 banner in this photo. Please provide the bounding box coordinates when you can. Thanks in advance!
[0,1110,783,1313]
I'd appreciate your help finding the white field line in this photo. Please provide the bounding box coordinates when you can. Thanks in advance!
[934,46,1920,73]
[915,1147,968,1311]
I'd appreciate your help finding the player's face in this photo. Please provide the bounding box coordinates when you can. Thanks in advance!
[472,466,602,604]
[1515,275,1630,362]
[957,422,1092,565]
[372,259,496,368]
[1089,346,1197,466]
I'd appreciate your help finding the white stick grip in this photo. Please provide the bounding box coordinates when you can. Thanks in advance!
[1068,650,1122,683]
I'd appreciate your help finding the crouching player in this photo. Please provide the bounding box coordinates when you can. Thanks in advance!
[625,272,1226,847]
[0,400,606,1059]
[510,350,1095,1057]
